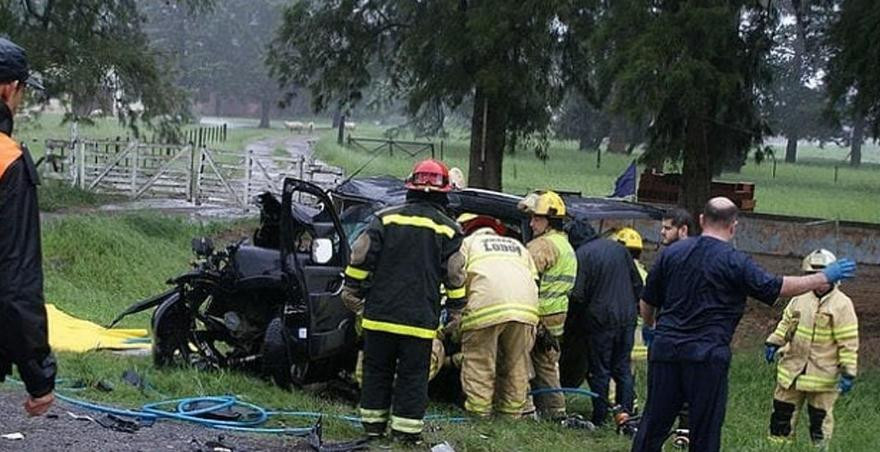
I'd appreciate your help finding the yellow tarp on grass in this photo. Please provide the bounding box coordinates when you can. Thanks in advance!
[47,304,151,353]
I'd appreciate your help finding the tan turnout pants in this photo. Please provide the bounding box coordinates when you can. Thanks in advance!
[460,321,536,417]
[523,313,567,418]
[774,384,839,441]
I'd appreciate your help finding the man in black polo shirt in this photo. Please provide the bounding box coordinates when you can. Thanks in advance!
[631,197,856,452]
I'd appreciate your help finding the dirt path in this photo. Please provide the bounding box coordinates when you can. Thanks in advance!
[0,390,314,452]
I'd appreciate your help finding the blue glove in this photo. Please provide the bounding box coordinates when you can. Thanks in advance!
[838,375,854,395]
[641,325,655,349]
[764,344,779,364]
[822,258,857,284]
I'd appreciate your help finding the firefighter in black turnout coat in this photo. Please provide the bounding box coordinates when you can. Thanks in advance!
[342,159,467,444]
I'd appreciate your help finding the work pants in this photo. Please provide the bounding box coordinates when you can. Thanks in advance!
[631,359,730,452]
[525,313,566,418]
[359,330,432,437]
[769,384,838,443]
[460,321,536,417]
[587,325,635,425]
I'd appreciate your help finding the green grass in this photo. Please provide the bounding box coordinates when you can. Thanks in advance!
[316,128,880,223]
[1,214,876,450]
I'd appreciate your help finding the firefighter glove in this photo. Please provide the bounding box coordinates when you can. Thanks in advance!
[764,343,779,364]
[822,258,856,284]
[838,374,854,395]
[536,326,560,353]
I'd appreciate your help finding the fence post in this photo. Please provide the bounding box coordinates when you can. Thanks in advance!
[188,145,200,203]
[76,142,86,189]
[440,141,444,161]
[834,165,839,183]
[223,123,227,142]
[298,155,306,203]
[430,143,435,159]
[130,145,139,198]
[772,159,777,179]
[244,150,253,212]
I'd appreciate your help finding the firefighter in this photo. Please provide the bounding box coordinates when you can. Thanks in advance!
[518,191,577,419]
[341,159,466,444]
[454,213,539,418]
[0,37,56,417]
[766,249,859,446]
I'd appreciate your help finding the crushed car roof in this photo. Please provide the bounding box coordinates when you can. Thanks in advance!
[332,176,663,221]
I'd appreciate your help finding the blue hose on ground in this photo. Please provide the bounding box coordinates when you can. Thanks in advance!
[6,377,468,434]
[529,387,599,399]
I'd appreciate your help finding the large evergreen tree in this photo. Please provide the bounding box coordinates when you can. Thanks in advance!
[267,1,600,190]
[593,1,775,214]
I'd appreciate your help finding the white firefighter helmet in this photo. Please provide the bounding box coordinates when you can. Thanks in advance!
[802,249,837,273]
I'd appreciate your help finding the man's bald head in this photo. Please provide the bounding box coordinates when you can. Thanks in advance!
[703,197,738,227]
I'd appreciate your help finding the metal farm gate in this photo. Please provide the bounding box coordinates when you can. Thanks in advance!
[42,139,344,210]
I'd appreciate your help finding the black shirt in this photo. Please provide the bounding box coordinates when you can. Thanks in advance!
[642,236,782,363]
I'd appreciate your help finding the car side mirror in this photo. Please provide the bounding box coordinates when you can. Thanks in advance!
[311,238,334,265]
[192,237,214,257]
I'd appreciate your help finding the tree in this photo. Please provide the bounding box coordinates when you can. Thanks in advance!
[594,1,774,215]
[825,0,880,166]
[0,0,209,136]
[268,1,600,190]
[768,0,840,163]
[144,0,290,129]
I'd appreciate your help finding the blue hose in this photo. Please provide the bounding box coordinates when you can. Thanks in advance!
[7,377,469,434]
[529,387,599,398]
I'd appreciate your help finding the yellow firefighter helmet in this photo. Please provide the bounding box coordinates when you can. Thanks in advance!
[518,190,566,218]
[614,227,643,251]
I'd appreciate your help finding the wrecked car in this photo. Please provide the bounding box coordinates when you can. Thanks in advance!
[113,176,663,389]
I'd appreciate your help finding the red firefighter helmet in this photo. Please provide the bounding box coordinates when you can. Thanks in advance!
[404,159,452,192]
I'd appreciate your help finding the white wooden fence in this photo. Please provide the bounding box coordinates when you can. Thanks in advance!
[42,139,344,210]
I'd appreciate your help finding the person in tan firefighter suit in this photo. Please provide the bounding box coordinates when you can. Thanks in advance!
[766,249,859,446]
[341,159,467,445]
[451,213,540,418]
[518,191,577,419]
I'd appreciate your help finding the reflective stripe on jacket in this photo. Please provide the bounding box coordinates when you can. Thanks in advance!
[767,288,858,392]
[343,200,466,340]
[459,228,539,332]
[529,230,576,320]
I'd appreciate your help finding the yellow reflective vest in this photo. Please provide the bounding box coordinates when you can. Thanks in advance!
[459,228,540,332]
[767,288,858,392]
[528,230,577,320]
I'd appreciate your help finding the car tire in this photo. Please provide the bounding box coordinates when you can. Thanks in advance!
[261,317,294,389]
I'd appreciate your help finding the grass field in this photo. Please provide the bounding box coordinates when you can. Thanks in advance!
[2,214,876,451]
[315,127,880,223]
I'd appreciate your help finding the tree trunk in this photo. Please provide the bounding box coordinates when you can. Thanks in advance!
[258,98,271,129]
[607,116,628,153]
[785,133,798,163]
[337,113,346,145]
[680,115,712,222]
[850,114,864,167]
[467,89,505,190]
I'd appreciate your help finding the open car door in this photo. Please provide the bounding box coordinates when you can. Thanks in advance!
[277,178,357,385]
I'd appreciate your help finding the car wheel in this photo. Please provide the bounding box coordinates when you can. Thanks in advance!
[261,317,293,389]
